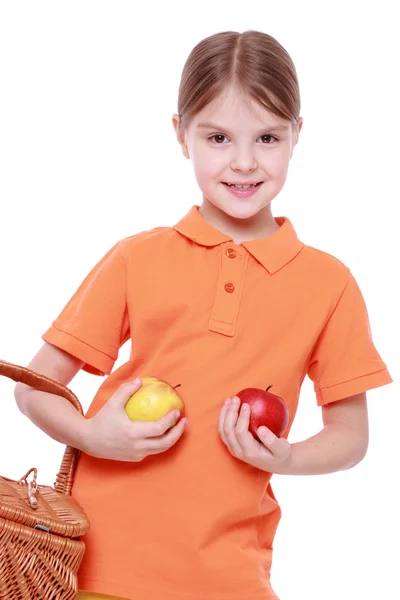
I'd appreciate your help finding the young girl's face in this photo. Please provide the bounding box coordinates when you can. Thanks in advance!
[173,85,302,222]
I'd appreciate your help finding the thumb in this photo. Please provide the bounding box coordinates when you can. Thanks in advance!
[257,426,275,447]
[111,378,142,409]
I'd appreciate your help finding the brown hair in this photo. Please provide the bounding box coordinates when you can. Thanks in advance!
[177,30,301,131]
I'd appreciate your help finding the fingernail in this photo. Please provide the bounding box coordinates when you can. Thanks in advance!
[258,426,268,436]
[225,399,231,405]
[174,410,181,419]
[133,377,141,383]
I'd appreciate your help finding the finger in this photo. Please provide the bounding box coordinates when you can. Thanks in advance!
[235,402,251,435]
[257,427,279,454]
[218,398,231,446]
[262,433,291,461]
[142,417,188,453]
[114,378,142,409]
[223,397,243,456]
[133,409,182,438]
[235,403,259,454]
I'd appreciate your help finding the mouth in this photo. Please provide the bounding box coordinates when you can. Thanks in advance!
[222,181,263,198]
[222,182,263,190]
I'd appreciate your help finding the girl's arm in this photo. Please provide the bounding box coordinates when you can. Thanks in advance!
[14,342,89,450]
[218,392,369,475]
[15,342,188,461]
[271,392,369,475]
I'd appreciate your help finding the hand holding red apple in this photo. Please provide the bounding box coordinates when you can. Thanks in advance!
[218,387,292,473]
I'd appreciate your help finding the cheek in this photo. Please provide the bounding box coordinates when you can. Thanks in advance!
[262,148,291,179]
[192,149,225,182]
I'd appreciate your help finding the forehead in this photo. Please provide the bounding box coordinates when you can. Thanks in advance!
[193,86,288,130]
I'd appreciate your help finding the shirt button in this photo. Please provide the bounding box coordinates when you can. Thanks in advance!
[224,282,235,293]
[226,248,236,259]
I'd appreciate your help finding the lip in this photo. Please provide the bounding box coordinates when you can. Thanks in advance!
[222,181,263,198]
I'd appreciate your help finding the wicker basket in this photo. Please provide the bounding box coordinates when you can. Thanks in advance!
[0,359,90,600]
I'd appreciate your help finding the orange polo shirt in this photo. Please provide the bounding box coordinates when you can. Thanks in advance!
[43,205,392,600]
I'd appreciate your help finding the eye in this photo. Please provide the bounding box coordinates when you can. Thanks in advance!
[259,134,279,144]
[209,134,228,144]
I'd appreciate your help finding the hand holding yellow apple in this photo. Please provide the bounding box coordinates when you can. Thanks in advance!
[83,377,187,462]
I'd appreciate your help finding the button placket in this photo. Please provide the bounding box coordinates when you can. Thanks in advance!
[209,244,248,337]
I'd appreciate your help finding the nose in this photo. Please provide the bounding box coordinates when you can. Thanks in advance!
[230,146,258,172]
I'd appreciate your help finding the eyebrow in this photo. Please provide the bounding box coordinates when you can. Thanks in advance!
[196,121,289,133]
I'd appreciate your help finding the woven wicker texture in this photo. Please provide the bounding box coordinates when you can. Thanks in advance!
[0,359,90,600]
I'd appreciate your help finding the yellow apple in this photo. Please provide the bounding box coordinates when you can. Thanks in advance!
[124,376,184,424]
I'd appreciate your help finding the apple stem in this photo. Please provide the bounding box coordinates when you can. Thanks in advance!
[266,385,273,392]
[173,384,182,390]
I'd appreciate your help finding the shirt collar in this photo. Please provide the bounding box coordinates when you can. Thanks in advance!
[173,205,304,274]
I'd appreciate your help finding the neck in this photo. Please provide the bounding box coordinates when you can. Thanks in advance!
[199,198,279,244]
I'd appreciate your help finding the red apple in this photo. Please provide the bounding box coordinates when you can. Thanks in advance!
[236,385,289,440]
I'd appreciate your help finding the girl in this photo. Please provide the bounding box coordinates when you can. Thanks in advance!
[15,30,392,600]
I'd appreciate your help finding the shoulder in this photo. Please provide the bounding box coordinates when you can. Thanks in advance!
[299,243,352,287]
[113,226,175,261]
[120,225,173,247]
[295,243,357,309]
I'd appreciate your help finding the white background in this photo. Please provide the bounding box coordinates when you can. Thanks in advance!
[0,2,398,599]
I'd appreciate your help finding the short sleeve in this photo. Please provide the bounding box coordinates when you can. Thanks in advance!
[42,242,130,376]
[307,272,392,405]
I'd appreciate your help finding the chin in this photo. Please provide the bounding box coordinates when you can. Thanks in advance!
[221,202,266,220]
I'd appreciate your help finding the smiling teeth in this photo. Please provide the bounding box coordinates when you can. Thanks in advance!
[227,183,258,190]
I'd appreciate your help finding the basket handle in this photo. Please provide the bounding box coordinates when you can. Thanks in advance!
[0,358,85,496]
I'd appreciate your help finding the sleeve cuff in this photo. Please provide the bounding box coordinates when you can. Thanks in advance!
[42,325,116,376]
[315,367,393,405]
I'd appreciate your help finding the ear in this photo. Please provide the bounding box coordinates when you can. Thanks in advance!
[290,116,303,158]
[172,113,190,159]
[296,117,304,137]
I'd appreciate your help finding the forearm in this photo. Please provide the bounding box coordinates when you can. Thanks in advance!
[15,384,89,452]
[271,421,368,476]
